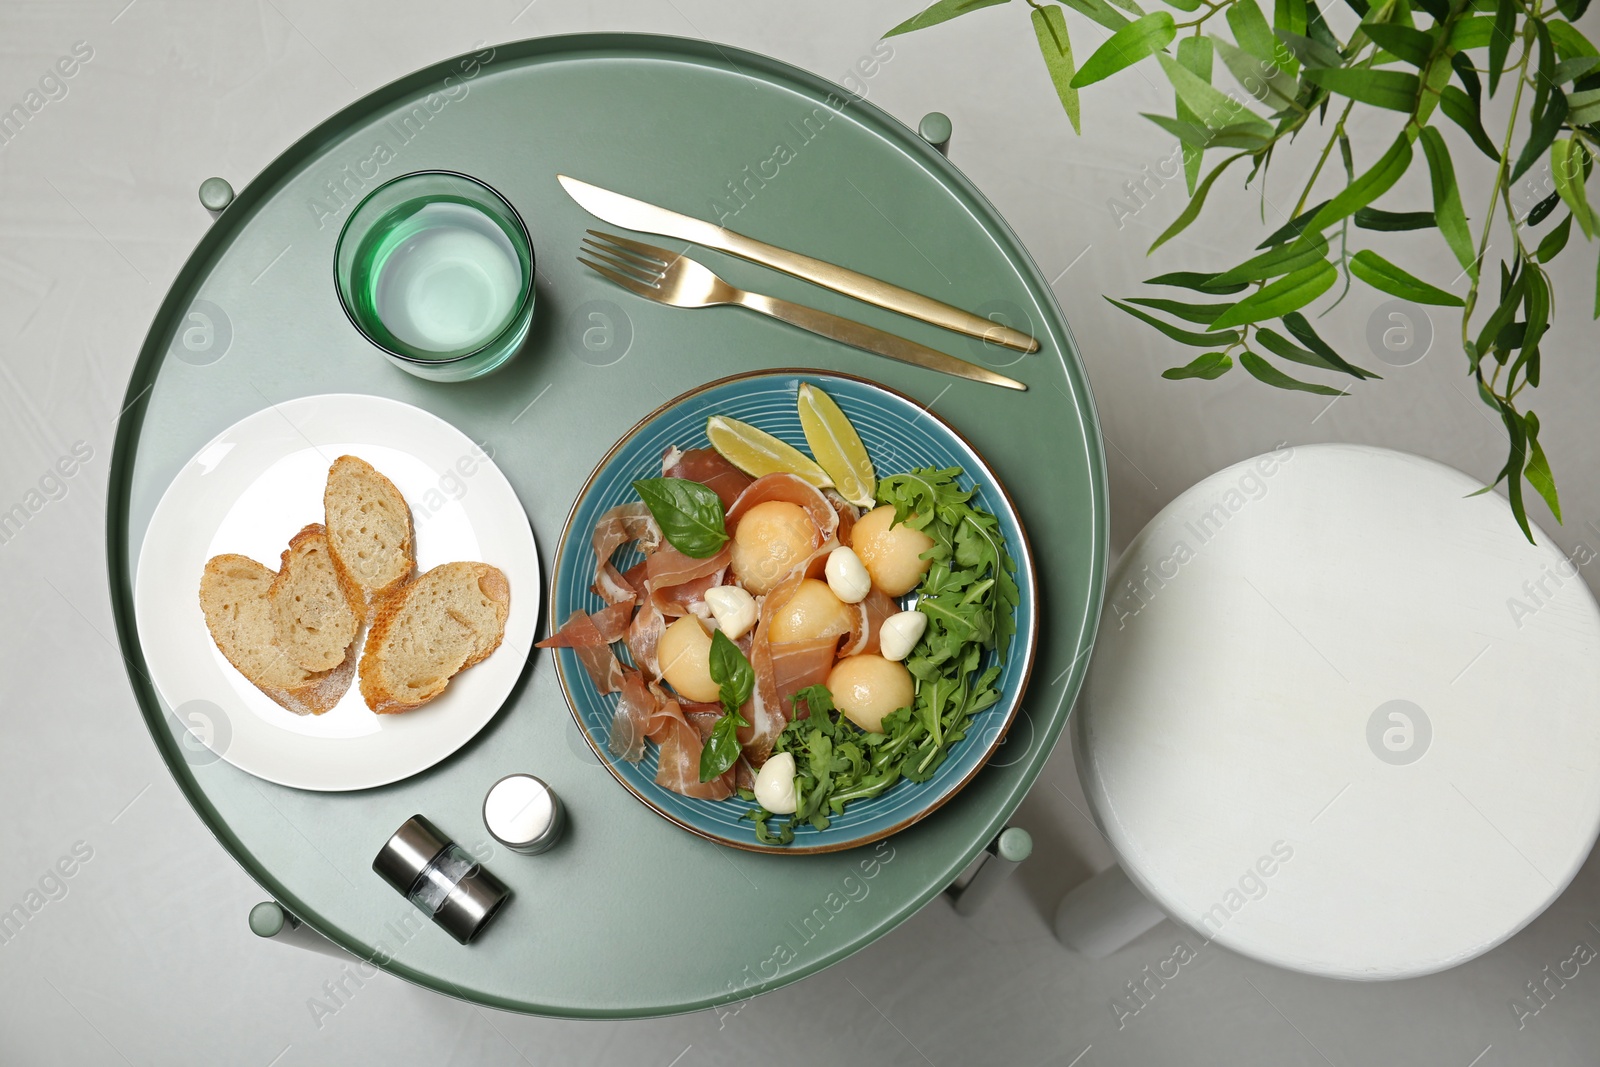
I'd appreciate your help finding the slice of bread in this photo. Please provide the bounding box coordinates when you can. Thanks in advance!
[359,562,510,714]
[268,524,360,673]
[324,455,415,619]
[199,554,355,715]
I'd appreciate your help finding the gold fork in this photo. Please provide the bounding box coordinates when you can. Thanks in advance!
[577,231,1027,392]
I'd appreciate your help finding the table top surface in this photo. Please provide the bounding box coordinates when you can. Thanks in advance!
[106,34,1107,1016]
[1077,443,1600,980]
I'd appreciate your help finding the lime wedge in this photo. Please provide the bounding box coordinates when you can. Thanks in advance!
[797,383,876,508]
[706,415,832,488]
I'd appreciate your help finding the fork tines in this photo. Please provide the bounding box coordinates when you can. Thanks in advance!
[578,231,675,292]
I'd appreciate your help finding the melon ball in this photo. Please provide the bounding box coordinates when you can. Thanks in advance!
[730,500,816,594]
[827,654,915,734]
[850,505,934,596]
[768,579,854,644]
[657,616,720,703]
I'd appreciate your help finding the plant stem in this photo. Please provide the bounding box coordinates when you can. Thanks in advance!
[1292,99,1357,217]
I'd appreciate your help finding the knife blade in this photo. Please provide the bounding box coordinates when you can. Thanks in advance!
[558,174,1040,355]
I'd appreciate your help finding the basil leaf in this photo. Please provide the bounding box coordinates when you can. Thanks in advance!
[631,477,728,558]
[1161,351,1234,379]
[1349,250,1466,306]
[699,709,747,782]
[709,629,754,712]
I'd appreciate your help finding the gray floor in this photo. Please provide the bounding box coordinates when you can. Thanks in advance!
[5,1,1600,1064]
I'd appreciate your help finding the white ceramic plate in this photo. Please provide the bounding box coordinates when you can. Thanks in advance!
[134,393,539,791]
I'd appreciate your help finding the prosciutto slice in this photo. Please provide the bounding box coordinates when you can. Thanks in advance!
[627,602,665,678]
[536,610,625,694]
[770,636,840,709]
[609,670,653,762]
[591,502,659,605]
[663,447,753,509]
[645,543,731,599]
[651,565,726,618]
[840,587,900,657]
[590,598,636,645]
[727,473,840,541]
[655,702,735,800]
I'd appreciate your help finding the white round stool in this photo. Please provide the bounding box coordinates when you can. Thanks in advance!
[1057,443,1600,979]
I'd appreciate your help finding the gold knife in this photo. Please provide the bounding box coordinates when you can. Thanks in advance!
[557,174,1040,355]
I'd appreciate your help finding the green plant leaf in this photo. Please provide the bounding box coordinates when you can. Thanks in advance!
[1548,20,1598,60]
[885,0,1011,37]
[1517,264,1551,383]
[1228,0,1284,64]
[1474,267,1526,355]
[1146,270,1250,294]
[1353,208,1436,230]
[1275,30,1343,69]
[1528,189,1562,226]
[1537,214,1574,261]
[1299,131,1414,241]
[1032,6,1082,132]
[1439,85,1502,160]
[1106,0,1150,13]
[1553,56,1600,84]
[1364,23,1436,67]
[1419,126,1477,280]
[1555,0,1590,21]
[1349,250,1466,305]
[1239,350,1347,393]
[1522,411,1562,521]
[1512,89,1568,183]
[1156,53,1274,134]
[1258,200,1332,246]
[1174,37,1213,193]
[1569,88,1600,126]
[1161,351,1234,379]
[1488,0,1515,95]
[1211,260,1338,328]
[1058,0,1133,30]
[1594,241,1600,318]
[1302,67,1420,111]
[1107,297,1243,344]
[1448,16,1496,51]
[1211,234,1330,285]
[1255,326,1378,377]
[1274,0,1308,39]
[1281,310,1379,377]
[1072,12,1174,87]
[1149,151,1249,251]
[1125,297,1231,323]
[1213,37,1300,111]
[1551,138,1596,239]
[1142,113,1273,149]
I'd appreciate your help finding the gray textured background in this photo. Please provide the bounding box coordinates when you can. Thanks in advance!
[3,1,1599,1064]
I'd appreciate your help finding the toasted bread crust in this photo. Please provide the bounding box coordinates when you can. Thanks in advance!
[359,562,510,714]
[324,455,416,619]
[199,553,354,715]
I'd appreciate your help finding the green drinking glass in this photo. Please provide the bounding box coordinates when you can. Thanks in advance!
[335,171,535,382]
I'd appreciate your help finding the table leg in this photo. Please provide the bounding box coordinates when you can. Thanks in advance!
[249,901,356,961]
[1053,864,1167,958]
[948,826,1032,916]
[918,112,953,157]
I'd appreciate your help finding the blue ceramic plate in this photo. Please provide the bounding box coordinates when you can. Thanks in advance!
[548,370,1038,853]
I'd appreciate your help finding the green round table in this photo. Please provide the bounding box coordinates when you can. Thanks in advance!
[107,34,1107,1017]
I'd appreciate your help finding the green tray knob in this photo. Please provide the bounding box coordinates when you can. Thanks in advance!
[918,112,952,157]
[198,176,234,216]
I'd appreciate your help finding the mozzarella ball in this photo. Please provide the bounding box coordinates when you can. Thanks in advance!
[753,751,798,814]
[850,505,934,596]
[768,579,854,644]
[824,546,872,604]
[827,654,915,734]
[878,610,929,662]
[704,585,758,640]
[730,501,816,595]
[657,616,721,703]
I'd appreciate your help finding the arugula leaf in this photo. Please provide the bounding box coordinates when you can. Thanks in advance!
[632,477,728,558]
